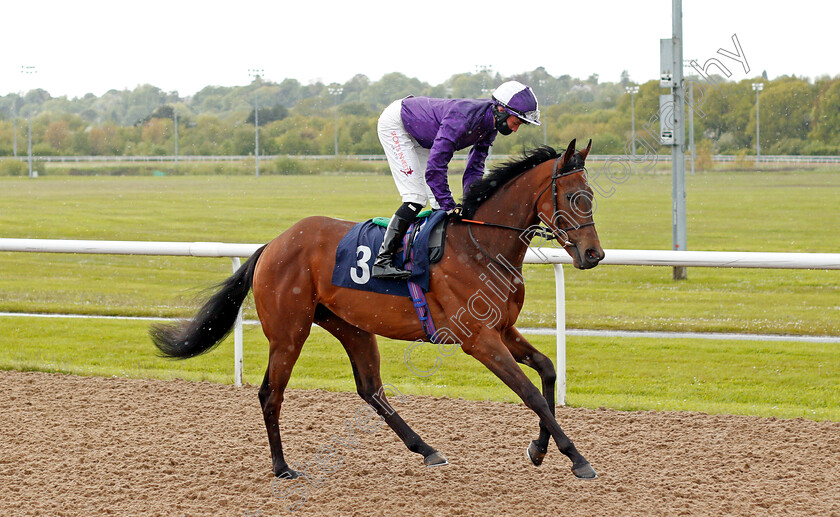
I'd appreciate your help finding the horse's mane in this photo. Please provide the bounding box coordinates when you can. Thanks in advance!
[462,145,559,218]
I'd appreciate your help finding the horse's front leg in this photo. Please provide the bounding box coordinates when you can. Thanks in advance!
[462,329,596,479]
[501,327,556,466]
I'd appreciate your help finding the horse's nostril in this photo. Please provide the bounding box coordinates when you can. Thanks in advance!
[585,248,601,262]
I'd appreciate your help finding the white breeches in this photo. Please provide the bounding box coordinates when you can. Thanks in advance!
[377,99,440,209]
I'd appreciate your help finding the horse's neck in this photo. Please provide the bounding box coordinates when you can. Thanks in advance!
[469,161,552,265]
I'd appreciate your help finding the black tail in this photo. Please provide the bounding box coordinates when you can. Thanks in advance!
[150,245,267,359]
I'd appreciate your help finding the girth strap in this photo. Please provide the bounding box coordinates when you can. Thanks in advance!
[402,222,441,343]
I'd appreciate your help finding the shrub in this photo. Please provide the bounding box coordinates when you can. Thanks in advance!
[715,132,743,153]
[0,159,28,176]
[694,139,713,171]
[768,138,807,155]
[267,156,305,175]
[315,158,388,174]
[733,149,752,169]
[801,140,840,155]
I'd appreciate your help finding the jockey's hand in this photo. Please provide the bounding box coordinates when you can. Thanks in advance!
[447,204,463,218]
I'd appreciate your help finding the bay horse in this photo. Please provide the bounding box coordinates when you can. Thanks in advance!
[151,139,605,479]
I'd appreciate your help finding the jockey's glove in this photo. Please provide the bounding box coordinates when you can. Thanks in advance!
[447,204,463,219]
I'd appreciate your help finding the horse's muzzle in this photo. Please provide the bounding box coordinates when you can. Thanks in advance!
[573,246,604,270]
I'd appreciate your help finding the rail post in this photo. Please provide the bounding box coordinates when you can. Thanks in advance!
[232,257,244,387]
[553,264,566,406]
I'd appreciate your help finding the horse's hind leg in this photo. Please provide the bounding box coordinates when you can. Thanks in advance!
[501,327,555,467]
[258,312,313,479]
[314,305,446,467]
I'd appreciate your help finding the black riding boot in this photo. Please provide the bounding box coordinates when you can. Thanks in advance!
[371,214,413,280]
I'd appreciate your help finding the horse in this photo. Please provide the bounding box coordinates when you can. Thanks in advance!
[150,138,605,480]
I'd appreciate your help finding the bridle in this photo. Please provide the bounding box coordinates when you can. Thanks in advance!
[460,155,595,264]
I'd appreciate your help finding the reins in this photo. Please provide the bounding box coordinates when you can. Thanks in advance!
[458,156,594,264]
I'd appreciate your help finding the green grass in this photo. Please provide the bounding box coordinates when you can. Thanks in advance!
[1,316,837,421]
[1,171,838,334]
[0,170,838,420]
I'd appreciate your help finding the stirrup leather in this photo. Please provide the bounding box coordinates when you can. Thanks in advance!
[371,215,412,280]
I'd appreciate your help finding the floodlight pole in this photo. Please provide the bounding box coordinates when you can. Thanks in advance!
[21,65,37,178]
[328,87,343,156]
[476,65,494,161]
[174,108,179,170]
[11,90,19,157]
[625,86,639,155]
[671,0,687,280]
[475,64,492,95]
[684,61,696,176]
[481,87,494,160]
[27,118,33,177]
[752,83,763,168]
[248,68,263,178]
[539,79,548,145]
[688,79,695,175]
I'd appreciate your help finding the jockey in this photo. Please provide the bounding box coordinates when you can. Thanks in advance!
[372,80,541,280]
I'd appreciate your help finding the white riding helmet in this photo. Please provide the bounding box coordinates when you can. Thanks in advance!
[491,81,541,126]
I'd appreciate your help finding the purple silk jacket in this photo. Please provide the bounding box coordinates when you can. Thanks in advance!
[400,96,497,211]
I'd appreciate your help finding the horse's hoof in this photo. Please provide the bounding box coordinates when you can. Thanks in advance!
[274,465,300,479]
[526,440,547,466]
[423,451,449,467]
[571,462,598,480]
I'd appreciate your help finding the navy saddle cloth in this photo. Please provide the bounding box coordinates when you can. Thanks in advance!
[331,210,447,297]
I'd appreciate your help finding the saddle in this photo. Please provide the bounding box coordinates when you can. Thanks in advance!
[331,210,449,297]
[372,211,448,265]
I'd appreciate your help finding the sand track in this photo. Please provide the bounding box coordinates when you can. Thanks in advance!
[1,370,838,516]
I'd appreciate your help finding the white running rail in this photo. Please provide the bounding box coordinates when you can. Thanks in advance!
[2,238,838,401]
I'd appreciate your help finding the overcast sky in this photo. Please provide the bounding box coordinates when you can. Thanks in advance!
[2,0,838,99]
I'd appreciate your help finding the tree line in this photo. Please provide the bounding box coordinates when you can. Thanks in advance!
[0,68,838,160]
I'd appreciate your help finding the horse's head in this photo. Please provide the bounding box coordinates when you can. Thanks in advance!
[538,139,605,270]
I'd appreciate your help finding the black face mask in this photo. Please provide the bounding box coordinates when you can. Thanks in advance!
[493,107,513,135]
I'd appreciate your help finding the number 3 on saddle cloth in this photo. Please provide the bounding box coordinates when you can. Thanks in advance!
[331,209,448,342]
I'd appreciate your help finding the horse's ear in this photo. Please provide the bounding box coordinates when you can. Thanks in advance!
[561,139,577,167]
[579,139,592,161]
